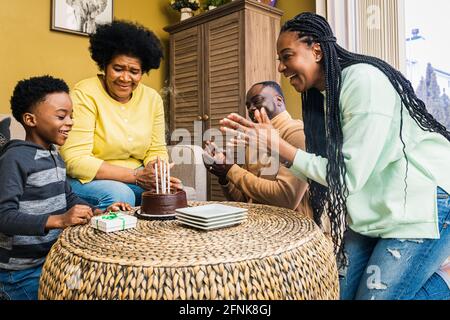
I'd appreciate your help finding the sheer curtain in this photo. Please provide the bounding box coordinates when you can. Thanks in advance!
[316,0,406,72]
[316,0,358,52]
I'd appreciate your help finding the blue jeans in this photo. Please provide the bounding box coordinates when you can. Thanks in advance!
[0,264,43,300]
[340,187,450,300]
[68,178,145,210]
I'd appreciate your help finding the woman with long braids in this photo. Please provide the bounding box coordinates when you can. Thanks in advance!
[220,12,450,300]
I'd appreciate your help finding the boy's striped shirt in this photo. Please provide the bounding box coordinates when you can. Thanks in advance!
[0,140,91,270]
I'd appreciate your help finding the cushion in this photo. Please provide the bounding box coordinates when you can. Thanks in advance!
[0,117,11,148]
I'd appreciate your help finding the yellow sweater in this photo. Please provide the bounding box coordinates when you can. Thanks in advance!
[222,111,312,219]
[60,76,168,184]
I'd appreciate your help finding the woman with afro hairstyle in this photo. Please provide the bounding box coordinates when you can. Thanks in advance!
[220,12,450,300]
[61,20,182,210]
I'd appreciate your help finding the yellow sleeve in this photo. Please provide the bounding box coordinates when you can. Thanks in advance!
[60,89,104,183]
[143,94,168,166]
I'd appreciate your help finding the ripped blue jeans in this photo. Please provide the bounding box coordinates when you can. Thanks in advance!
[0,264,42,300]
[340,187,450,300]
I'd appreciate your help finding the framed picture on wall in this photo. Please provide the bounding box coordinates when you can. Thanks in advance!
[51,0,114,36]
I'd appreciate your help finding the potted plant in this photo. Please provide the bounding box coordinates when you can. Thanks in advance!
[170,0,201,21]
[204,0,230,11]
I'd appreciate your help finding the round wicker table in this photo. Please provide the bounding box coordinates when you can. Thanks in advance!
[38,202,339,300]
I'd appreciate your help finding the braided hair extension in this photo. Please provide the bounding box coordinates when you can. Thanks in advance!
[281,12,450,261]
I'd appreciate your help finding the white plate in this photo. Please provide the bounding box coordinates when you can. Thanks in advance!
[175,212,247,223]
[177,218,245,230]
[176,215,247,227]
[175,204,248,220]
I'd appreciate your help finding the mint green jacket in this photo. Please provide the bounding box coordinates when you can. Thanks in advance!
[289,63,450,239]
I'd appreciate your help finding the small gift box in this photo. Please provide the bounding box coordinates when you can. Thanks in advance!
[91,212,137,233]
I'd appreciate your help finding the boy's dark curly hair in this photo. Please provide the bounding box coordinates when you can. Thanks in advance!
[89,20,163,73]
[10,75,69,123]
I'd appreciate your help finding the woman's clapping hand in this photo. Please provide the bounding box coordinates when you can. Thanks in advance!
[220,108,279,151]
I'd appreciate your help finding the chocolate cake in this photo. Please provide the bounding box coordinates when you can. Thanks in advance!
[140,190,188,216]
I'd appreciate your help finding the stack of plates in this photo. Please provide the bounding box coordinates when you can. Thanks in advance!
[175,204,248,230]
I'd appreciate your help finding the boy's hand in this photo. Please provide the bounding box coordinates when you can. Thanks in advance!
[61,205,93,227]
[105,202,132,213]
[46,205,93,229]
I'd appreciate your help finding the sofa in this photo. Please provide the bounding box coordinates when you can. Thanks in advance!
[0,114,25,141]
[0,114,207,201]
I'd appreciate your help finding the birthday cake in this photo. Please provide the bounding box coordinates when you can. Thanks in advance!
[140,190,188,216]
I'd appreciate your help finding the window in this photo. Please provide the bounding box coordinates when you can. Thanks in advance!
[318,0,449,128]
[405,0,450,128]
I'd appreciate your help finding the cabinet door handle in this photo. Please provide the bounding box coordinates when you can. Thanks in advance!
[202,114,210,121]
[197,115,203,121]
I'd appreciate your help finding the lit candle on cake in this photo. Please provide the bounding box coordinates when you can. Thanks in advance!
[160,159,164,194]
[167,162,171,194]
[163,161,167,194]
[155,161,159,194]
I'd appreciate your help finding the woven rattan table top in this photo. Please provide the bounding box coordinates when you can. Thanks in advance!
[40,202,339,299]
[58,202,322,268]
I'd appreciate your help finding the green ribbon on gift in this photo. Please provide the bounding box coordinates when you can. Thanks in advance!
[96,211,126,231]
[102,212,118,220]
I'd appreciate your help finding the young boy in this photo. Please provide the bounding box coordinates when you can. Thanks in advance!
[0,76,130,300]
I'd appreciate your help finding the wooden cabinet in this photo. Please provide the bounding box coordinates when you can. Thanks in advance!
[165,0,283,201]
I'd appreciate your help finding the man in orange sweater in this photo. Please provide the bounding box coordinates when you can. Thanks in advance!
[203,81,311,218]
